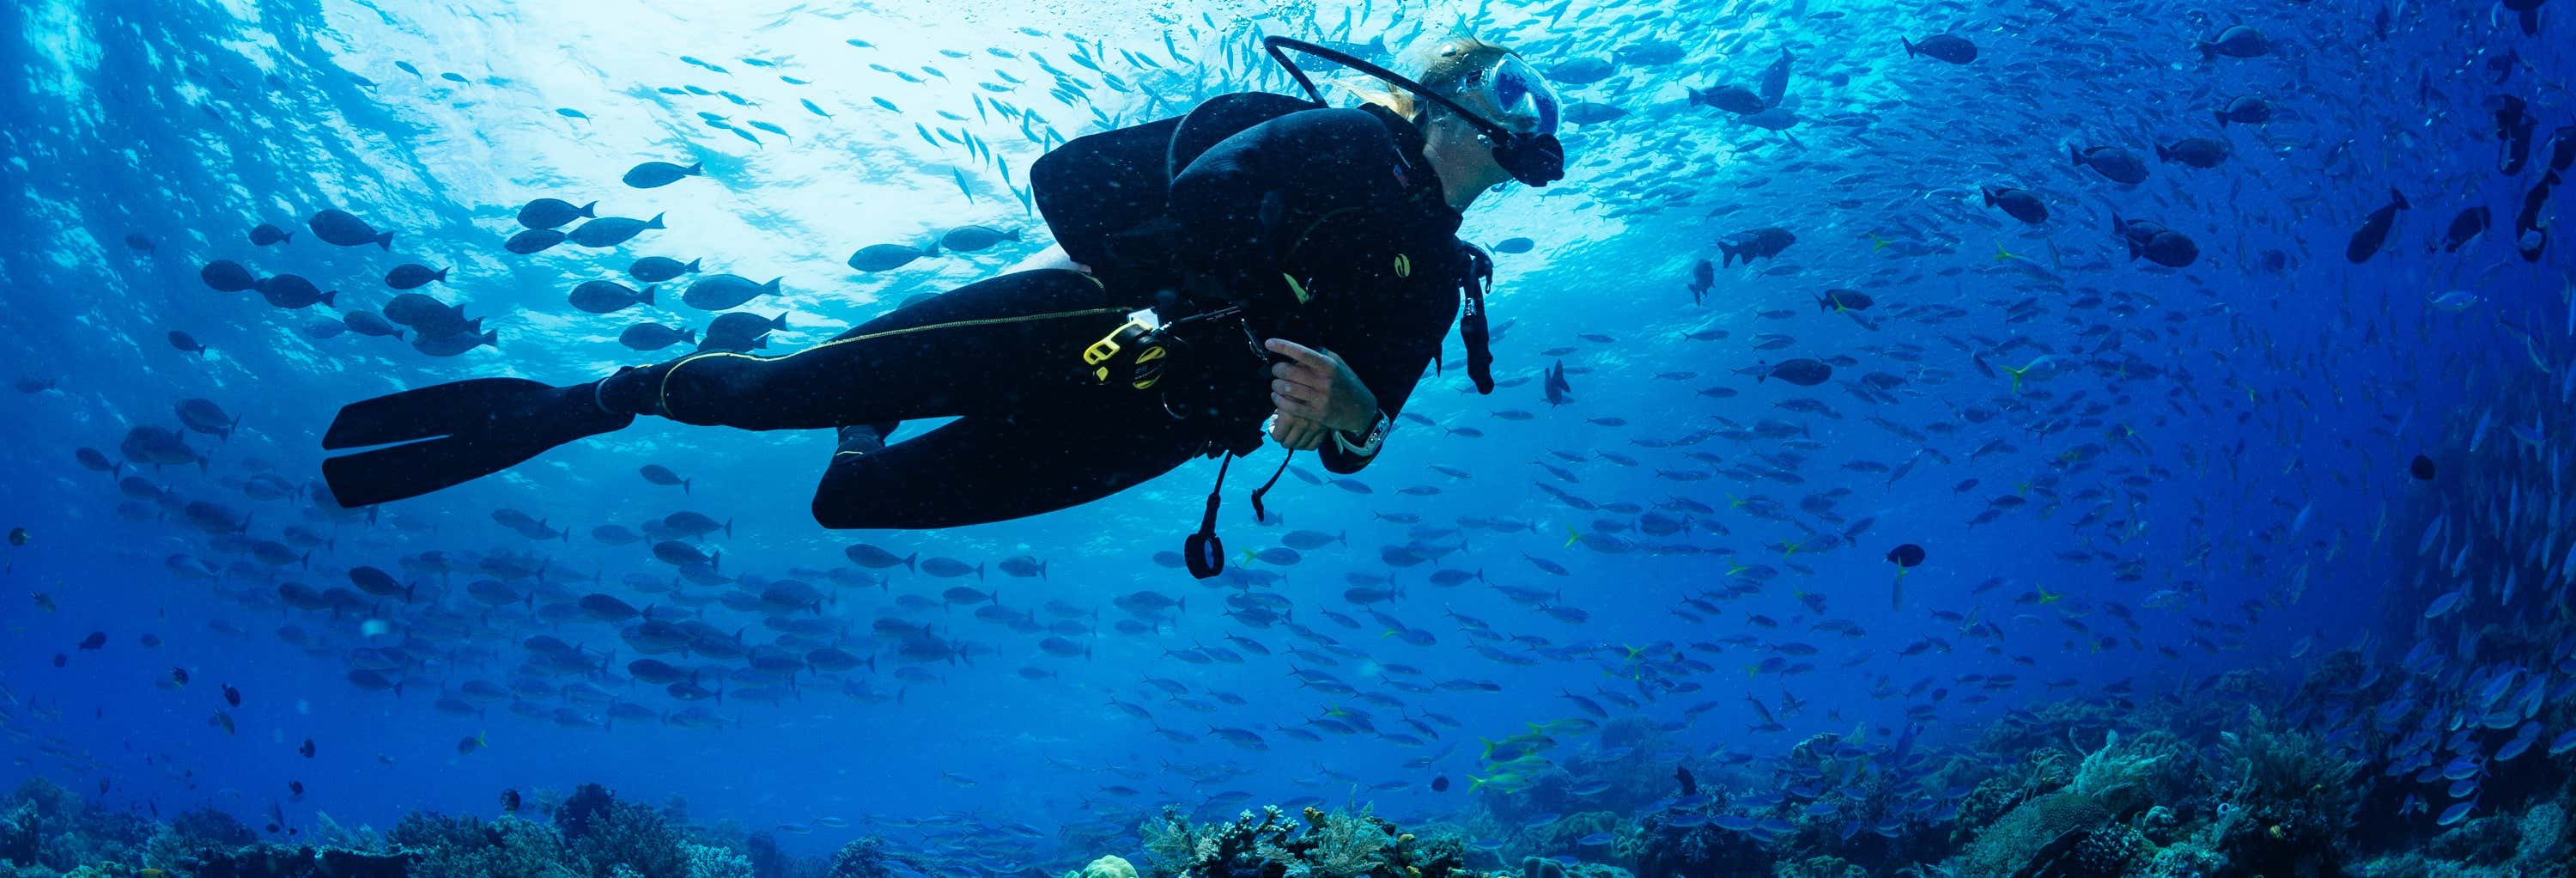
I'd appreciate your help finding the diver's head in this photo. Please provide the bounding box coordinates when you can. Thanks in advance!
[1353,34,1564,206]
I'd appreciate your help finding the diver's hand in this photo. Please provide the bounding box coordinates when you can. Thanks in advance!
[1265,339,1377,433]
[1270,413,1327,450]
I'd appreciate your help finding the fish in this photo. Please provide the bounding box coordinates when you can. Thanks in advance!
[568,280,656,314]
[622,162,704,189]
[384,264,449,290]
[199,260,257,292]
[2071,145,2149,185]
[248,223,295,246]
[2195,25,2269,60]
[516,198,596,229]
[849,243,937,272]
[629,257,702,283]
[1718,228,1795,266]
[568,214,666,248]
[2346,189,2409,263]
[1981,186,2048,224]
[307,209,394,249]
[1900,34,1977,64]
[681,274,781,311]
[1756,359,1832,387]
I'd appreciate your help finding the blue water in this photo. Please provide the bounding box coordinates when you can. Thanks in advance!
[1,0,2567,875]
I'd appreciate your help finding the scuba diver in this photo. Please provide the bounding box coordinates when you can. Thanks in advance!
[320,34,1564,577]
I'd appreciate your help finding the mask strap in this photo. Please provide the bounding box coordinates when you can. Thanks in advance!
[1263,37,1520,147]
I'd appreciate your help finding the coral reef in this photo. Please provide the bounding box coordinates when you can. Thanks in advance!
[2206,718,2361,878]
[1960,792,2113,877]
[2352,801,2573,878]
[391,813,580,878]
[823,836,939,878]
[552,784,685,878]
[1772,855,1864,878]
[680,843,752,878]
[1952,749,2075,846]
[2,779,155,874]
[1137,804,1478,878]
[210,844,419,877]
[1628,809,1767,878]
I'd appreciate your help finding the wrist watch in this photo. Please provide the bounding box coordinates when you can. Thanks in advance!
[1333,410,1390,456]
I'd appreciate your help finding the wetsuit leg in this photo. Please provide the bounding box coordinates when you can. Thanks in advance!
[632,269,1142,430]
[811,409,1206,529]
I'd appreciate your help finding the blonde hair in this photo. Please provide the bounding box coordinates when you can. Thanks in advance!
[1343,34,1516,122]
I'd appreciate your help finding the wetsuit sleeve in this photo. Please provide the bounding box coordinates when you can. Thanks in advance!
[1166,107,1413,307]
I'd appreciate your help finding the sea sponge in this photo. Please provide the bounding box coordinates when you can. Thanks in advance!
[1774,854,1865,878]
[1072,855,1139,878]
[2136,842,2224,878]
[2513,802,2573,868]
[1959,792,2111,876]
[1520,857,1569,878]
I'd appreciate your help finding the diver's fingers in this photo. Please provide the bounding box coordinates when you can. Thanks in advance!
[1270,413,1308,445]
[1271,359,1330,392]
[1264,338,1330,369]
[1271,412,1317,449]
[1273,379,1319,406]
[1273,391,1323,420]
[1285,419,1323,450]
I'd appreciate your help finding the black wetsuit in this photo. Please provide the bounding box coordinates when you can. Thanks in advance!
[617,104,1480,529]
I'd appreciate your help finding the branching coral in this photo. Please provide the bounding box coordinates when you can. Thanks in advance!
[531,783,688,878]
[568,801,687,878]
[1257,808,1390,878]
[5,778,153,871]
[682,842,754,878]
[557,783,620,843]
[143,808,260,872]
[826,837,894,878]
[1134,804,1477,878]
[0,800,34,868]
[2212,717,2361,849]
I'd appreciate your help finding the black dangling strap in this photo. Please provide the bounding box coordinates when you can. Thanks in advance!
[1249,450,1295,524]
[1459,247,1497,394]
[1185,454,1232,579]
